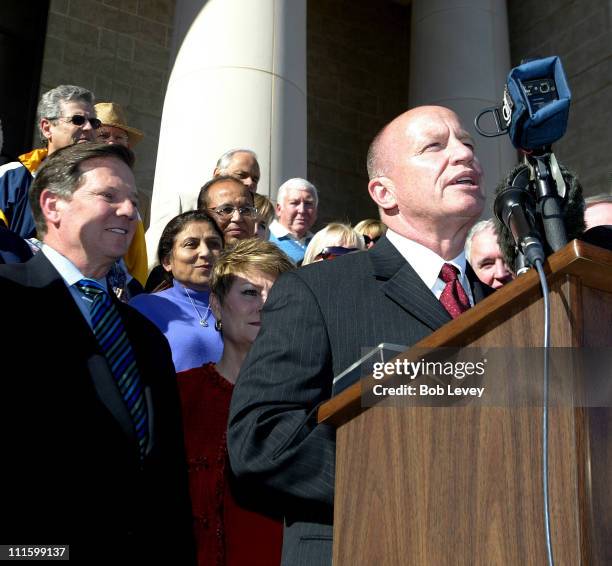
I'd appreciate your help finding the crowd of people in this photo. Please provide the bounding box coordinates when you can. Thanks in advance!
[0,84,610,566]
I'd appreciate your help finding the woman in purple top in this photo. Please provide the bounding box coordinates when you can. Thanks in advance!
[130,211,224,372]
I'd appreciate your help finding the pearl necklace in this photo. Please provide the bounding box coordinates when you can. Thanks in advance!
[183,286,211,327]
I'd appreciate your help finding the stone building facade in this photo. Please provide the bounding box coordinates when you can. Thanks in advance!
[38,0,175,204]
[508,0,612,196]
[14,0,612,226]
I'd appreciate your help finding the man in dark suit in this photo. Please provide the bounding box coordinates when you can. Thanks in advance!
[227,106,492,566]
[0,143,195,564]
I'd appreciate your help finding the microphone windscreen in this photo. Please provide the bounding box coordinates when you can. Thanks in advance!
[493,161,586,268]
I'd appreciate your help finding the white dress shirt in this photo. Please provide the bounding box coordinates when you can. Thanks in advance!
[41,244,108,328]
[385,228,475,306]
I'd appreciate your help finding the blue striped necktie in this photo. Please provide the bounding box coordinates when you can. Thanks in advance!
[75,278,149,459]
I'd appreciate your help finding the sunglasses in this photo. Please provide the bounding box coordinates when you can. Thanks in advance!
[315,246,359,261]
[48,115,102,129]
[363,235,380,246]
[208,205,257,219]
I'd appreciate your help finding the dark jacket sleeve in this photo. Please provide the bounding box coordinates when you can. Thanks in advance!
[0,226,32,264]
[227,271,336,509]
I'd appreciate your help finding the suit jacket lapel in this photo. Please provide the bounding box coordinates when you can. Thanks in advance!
[87,354,136,442]
[369,237,452,331]
[27,253,139,449]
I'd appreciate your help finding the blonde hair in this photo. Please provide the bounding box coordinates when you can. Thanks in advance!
[354,219,387,240]
[302,223,365,266]
[210,238,294,303]
[254,193,274,224]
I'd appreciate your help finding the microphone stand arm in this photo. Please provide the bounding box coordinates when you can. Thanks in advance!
[526,149,568,252]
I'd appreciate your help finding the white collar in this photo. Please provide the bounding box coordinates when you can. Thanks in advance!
[269,219,313,243]
[41,244,107,289]
[385,228,473,304]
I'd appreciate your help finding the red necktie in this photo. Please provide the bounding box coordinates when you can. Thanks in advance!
[439,263,471,319]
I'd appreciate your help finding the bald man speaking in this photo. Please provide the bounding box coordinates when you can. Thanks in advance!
[227,106,493,566]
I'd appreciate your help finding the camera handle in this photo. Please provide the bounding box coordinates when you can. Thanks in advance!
[474,106,509,137]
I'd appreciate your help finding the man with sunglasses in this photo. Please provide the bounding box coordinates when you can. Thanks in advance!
[227,106,494,566]
[0,85,99,240]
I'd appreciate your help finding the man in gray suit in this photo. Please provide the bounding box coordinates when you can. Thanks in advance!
[227,106,492,565]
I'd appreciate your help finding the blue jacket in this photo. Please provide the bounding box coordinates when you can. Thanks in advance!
[0,148,44,238]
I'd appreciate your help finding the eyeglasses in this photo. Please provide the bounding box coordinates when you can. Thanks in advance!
[208,205,257,219]
[47,115,102,129]
[363,235,380,246]
[315,246,359,261]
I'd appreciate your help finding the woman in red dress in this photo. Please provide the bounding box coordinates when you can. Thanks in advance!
[177,238,294,566]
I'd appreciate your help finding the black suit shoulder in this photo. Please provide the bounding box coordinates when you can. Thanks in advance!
[0,255,195,564]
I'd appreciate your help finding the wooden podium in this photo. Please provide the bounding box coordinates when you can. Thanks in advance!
[318,240,612,566]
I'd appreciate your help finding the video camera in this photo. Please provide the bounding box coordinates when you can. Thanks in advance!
[475,56,573,267]
[476,56,571,151]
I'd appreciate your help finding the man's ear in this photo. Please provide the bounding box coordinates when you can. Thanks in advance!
[368,177,397,212]
[275,202,282,217]
[212,166,221,177]
[39,189,63,227]
[39,119,53,143]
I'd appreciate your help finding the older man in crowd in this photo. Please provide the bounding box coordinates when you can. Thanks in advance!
[146,148,260,268]
[0,84,99,238]
[465,219,514,289]
[198,175,256,245]
[268,177,318,263]
[227,106,493,566]
[0,143,195,564]
[213,147,260,194]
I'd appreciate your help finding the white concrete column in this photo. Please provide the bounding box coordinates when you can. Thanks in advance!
[409,0,516,214]
[147,0,307,266]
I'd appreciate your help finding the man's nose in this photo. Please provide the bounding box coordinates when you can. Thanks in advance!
[118,198,137,219]
[449,138,475,164]
[494,259,511,278]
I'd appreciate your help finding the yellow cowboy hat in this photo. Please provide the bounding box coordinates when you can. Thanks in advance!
[94,102,144,147]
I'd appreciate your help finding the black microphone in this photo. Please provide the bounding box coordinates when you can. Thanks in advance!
[494,185,546,268]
